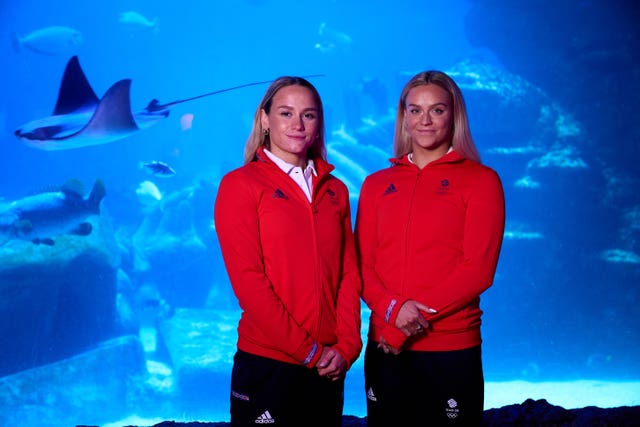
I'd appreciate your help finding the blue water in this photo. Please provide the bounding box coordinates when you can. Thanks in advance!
[1,1,639,426]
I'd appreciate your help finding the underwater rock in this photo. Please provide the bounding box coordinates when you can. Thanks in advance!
[114,399,640,426]
[482,398,640,426]
[158,308,238,409]
[0,215,120,376]
[131,182,232,308]
[132,188,210,306]
[464,3,639,380]
[0,335,146,427]
[446,60,582,155]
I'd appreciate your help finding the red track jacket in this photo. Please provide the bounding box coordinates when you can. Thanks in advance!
[214,148,362,368]
[355,150,505,351]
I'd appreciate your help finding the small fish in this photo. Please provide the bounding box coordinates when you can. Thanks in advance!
[136,180,162,207]
[514,176,541,189]
[527,147,588,169]
[314,22,352,54]
[487,146,540,155]
[12,26,83,55]
[503,230,544,240]
[180,113,194,131]
[119,11,159,32]
[600,249,640,264]
[140,161,176,177]
[32,237,55,246]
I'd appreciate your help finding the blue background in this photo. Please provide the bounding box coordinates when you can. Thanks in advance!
[1,0,639,425]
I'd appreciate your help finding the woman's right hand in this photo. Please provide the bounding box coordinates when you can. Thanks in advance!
[377,336,401,355]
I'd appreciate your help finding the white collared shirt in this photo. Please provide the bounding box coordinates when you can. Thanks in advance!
[264,149,317,202]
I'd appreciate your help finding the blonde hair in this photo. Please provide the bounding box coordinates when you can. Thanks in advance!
[393,71,480,163]
[243,76,326,164]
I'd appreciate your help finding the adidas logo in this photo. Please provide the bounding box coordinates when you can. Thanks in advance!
[366,387,377,402]
[383,183,397,196]
[255,409,275,424]
[272,189,288,199]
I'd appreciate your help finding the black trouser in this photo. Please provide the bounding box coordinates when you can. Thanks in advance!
[365,340,484,426]
[230,350,344,427]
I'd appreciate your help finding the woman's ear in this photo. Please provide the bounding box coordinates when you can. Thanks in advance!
[260,109,269,131]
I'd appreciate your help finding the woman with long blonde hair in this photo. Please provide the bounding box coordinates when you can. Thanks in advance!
[216,76,361,427]
[356,70,505,425]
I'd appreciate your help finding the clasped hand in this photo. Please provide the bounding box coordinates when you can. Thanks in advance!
[316,347,347,381]
[378,300,437,355]
[396,299,436,336]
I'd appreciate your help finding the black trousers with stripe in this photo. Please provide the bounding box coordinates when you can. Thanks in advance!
[230,350,344,427]
[364,340,484,426]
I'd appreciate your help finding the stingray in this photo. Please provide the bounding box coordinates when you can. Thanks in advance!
[15,56,319,150]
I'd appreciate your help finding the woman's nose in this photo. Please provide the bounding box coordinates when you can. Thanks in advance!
[293,115,305,130]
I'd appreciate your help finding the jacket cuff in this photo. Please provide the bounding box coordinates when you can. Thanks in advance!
[384,296,409,327]
[302,341,323,368]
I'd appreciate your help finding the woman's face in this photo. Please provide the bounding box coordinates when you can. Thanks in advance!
[404,83,453,155]
[261,85,320,167]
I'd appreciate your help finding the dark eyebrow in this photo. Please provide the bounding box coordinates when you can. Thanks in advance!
[275,105,319,113]
[407,102,449,108]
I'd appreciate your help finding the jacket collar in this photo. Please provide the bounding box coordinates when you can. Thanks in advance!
[256,146,335,177]
[391,149,464,167]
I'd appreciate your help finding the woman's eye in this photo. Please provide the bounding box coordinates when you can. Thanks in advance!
[433,108,445,114]
[409,108,420,114]
[304,113,316,120]
[280,111,292,117]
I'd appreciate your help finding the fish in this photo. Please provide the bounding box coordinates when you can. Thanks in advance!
[503,229,544,240]
[514,176,541,189]
[180,113,194,131]
[527,147,588,169]
[600,249,640,264]
[0,179,106,245]
[136,180,162,210]
[12,26,83,55]
[14,56,168,150]
[118,11,159,33]
[32,237,55,246]
[14,56,315,150]
[487,146,541,155]
[314,22,352,54]
[140,161,176,177]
